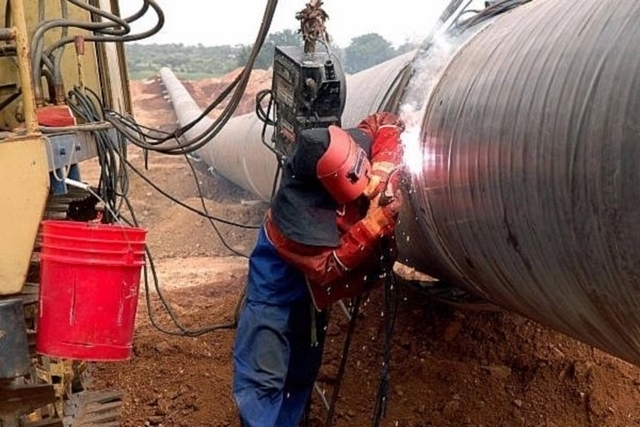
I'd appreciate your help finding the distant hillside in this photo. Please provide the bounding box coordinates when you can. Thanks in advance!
[125,43,243,80]
[125,31,416,81]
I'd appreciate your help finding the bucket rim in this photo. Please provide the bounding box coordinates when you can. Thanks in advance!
[40,251,145,267]
[42,244,146,256]
[41,233,147,245]
[41,219,147,234]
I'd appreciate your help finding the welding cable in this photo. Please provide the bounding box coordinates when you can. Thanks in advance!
[105,109,196,148]
[255,89,276,127]
[32,17,130,80]
[370,243,400,427]
[114,194,245,337]
[104,0,278,155]
[113,148,261,229]
[68,86,258,232]
[255,88,283,159]
[183,152,252,258]
[413,0,470,59]
[31,17,129,101]
[254,88,285,201]
[62,185,222,337]
[149,0,278,154]
[142,244,243,336]
[454,0,532,31]
[0,89,20,111]
[108,111,173,140]
[68,86,135,222]
[127,197,244,336]
[72,87,261,230]
[44,0,163,57]
[66,0,134,34]
[104,75,236,152]
[67,87,128,221]
[0,45,16,57]
[51,0,69,99]
[323,296,363,427]
[32,0,161,102]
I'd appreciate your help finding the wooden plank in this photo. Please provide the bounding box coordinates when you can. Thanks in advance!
[75,412,119,425]
[65,390,123,426]
[0,384,55,415]
[22,418,64,427]
[83,391,123,404]
[82,401,122,414]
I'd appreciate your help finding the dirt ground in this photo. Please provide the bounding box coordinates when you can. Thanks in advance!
[87,74,640,427]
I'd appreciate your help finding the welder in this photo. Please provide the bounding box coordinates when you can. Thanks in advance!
[232,112,405,427]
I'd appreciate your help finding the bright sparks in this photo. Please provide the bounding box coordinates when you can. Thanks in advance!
[402,125,423,175]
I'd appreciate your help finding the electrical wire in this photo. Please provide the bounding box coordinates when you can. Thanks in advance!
[31,0,163,103]
[26,0,273,337]
[140,234,242,337]
[103,0,280,156]
[65,85,261,230]
[452,0,532,32]
[255,88,283,160]
[182,153,252,258]
[74,185,244,337]
[116,150,261,229]
[63,90,254,336]
[67,86,127,222]
[370,243,400,427]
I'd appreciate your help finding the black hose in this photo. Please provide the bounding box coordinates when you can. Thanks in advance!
[32,0,163,102]
[103,0,279,155]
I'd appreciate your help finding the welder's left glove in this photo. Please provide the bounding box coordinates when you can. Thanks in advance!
[363,124,404,199]
[357,112,405,139]
[361,190,403,237]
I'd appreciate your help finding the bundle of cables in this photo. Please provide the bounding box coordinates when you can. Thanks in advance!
[29,0,164,105]
[452,0,532,32]
[104,0,280,156]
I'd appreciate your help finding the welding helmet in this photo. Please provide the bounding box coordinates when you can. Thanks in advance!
[317,125,372,204]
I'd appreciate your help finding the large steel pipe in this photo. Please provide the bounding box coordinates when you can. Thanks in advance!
[160,0,640,366]
[411,0,640,365]
[159,68,280,200]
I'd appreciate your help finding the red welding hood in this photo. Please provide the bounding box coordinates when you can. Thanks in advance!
[317,125,371,204]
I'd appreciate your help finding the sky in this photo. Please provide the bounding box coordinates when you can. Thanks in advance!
[120,0,453,48]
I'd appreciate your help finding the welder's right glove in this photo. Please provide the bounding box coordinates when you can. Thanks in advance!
[361,190,403,237]
[363,124,404,199]
[363,162,397,199]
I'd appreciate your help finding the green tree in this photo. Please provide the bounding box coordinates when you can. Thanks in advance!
[344,33,395,74]
[125,43,242,79]
[237,29,303,70]
[396,41,418,55]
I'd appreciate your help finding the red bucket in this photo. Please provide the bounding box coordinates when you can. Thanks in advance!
[37,220,147,361]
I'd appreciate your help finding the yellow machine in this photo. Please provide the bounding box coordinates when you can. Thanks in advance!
[0,1,148,424]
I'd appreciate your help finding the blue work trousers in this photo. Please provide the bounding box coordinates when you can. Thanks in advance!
[233,227,326,427]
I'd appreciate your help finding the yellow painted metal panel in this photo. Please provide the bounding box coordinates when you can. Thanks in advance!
[0,137,50,295]
[0,1,130,128]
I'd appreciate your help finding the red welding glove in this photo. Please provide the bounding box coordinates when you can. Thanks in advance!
[363,161,397,199]
[363,125,404,199]
[357,112,405,139]
[360,190,403,237]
